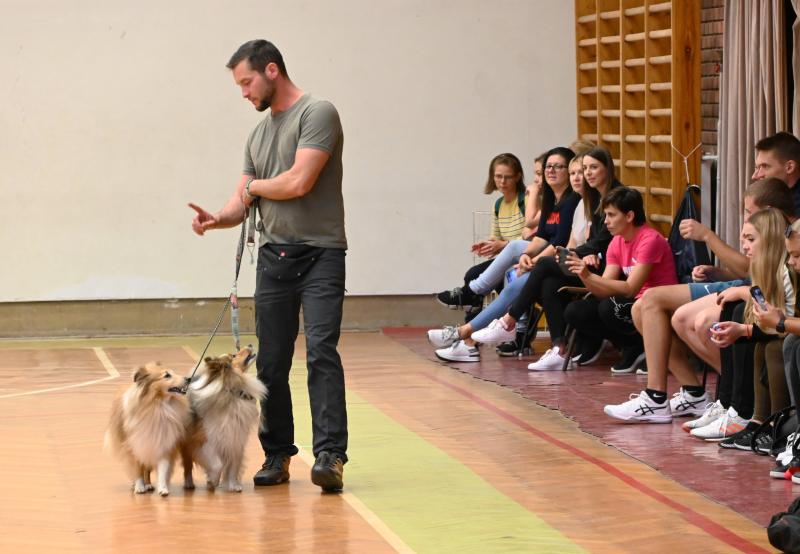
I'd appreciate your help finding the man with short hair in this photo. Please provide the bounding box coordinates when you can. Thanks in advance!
[753,131,800,211]
[189,39,348,491]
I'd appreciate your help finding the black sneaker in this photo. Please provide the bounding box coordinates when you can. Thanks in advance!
[253,453,291,486]
[576,339,604,366]
[496,341,519,357]
[610,347,645,374]
[719,421,759,450]
[753,433,774,455]
[311,451,345,492]
[635,361,648,375]
[436,287,482,311]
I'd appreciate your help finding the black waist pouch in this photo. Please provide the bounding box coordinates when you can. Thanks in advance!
[260,244,324,281]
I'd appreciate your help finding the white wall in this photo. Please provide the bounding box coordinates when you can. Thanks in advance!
[0,0,576,301]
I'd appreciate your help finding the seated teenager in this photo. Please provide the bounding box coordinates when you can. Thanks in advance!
[622,178,795,427]
[467,147,622,368]
[428,147,578,362]
[698,209,795,446]
[559,187,676,376]
[754,218,800,478]
[434,153,531,314]
[604,208,790,423]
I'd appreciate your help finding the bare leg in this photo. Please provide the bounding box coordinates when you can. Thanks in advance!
[672,295,721,370]
[636,285,691,391]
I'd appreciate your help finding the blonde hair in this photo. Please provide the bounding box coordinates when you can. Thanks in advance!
[745,208,793,324]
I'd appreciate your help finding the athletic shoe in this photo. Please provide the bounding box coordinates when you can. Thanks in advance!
[690,406,749,441]
[682,399,725,432]
[435,287,482,311]
[669,389,709,418]
[791,470,800,485]
[771,434,798,478]
[718,421,759,450]
[635,362,648,375]
[576,339,605,366]
[472,319,515,344]
[610,347,646,374]
[435,340,480,362]
[427,325,460,348]
[528,346,572,371]
[753,433,774,454]
[603,391,672,423]
[496,341,519,357]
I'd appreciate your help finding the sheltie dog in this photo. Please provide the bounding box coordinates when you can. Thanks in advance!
[181,345,267,492]
[106,362,191,496]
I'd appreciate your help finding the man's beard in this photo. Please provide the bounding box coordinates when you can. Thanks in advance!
[256,97,271,112]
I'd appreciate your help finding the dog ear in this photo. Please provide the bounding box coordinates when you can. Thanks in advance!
[133,366,149,383]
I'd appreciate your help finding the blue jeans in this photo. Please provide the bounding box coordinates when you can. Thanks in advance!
[468,272,530,331]
[468,240,529,295]
[254,247,348,461]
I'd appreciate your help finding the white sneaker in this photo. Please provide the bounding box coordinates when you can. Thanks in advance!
[682,399,725,431]
[435,340,480,362]
[528,346,571,371]
[472,319,515,344]
[690,406,749,441]
[777,433,798,465]
[427,326,460,348]
[603,391,672,423]
[669,389,709,418]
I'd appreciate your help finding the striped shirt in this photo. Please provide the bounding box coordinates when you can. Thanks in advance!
[492,196,528,241]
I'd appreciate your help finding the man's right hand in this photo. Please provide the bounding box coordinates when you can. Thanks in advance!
[679,219,710,242]
[691,265,715,282]
[188,203,220,236]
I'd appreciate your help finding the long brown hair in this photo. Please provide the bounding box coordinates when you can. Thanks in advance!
[745,208,793,325]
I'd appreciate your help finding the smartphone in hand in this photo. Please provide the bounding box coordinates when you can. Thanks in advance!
[750,285,768,310]
[556,246,573,276]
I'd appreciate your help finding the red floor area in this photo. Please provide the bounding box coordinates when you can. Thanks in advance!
[384,327,796,527]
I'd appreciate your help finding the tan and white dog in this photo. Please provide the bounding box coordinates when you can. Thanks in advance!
[106,362,192,496]
[181,346,267,492]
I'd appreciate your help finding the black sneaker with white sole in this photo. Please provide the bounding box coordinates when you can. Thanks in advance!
[496,341,519,357]
[611,347,646,374]
[719,421,759,450]
[435,287,483,311]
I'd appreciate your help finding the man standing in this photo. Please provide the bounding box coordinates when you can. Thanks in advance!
[189,39,348,492]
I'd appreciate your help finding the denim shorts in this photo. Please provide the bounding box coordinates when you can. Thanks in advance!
[687,279,749,301]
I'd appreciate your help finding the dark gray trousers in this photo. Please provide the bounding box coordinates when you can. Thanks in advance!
[254,247,348,461]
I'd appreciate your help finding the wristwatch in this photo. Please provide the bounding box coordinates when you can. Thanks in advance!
[245,178,257,200]
[777,314,787,333]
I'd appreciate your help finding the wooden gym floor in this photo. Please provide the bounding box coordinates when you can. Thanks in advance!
[0,331,777,553]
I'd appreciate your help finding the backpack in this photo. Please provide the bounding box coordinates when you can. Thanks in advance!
[668,184,712,283]
[768,496,800,552]
[494,189,526,218]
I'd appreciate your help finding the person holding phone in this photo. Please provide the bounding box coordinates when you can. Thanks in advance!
[753,218,800,478]
[562,187,677,378]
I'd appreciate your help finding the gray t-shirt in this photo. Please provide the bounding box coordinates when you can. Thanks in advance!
[243,94,346,249]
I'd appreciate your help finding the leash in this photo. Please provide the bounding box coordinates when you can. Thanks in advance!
[181,204,258,392]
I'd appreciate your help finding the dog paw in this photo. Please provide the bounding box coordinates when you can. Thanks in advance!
[133,485,148,494]
[183,481,195,491]
[158,488,170,497]
[227,483,243,493]
[145,484,155,492]
[206,481,216,491]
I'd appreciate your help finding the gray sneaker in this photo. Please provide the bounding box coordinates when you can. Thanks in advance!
[427,326,460,348]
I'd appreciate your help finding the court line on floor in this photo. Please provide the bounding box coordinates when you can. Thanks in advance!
[183,346,411,553]
[423,372,769,554]
[295,448,414,554]
[0,347,120,400]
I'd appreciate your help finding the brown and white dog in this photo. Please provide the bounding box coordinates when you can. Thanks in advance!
[181,345,267,492]
[106,362,192,496]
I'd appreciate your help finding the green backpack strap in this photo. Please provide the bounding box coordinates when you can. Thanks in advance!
[495,190,527,218]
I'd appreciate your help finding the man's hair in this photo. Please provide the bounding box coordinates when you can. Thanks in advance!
[601,186,646,225]
[226,39,288,76]
[745,177,794,218]
[755,132,800,164]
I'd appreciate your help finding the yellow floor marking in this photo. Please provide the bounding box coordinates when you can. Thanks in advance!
[296,448,415,554]
[92,347,120,378]
[0,347,120,400]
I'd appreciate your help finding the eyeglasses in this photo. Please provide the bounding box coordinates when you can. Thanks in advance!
[493,174,516,181]
[545,164,567,171]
